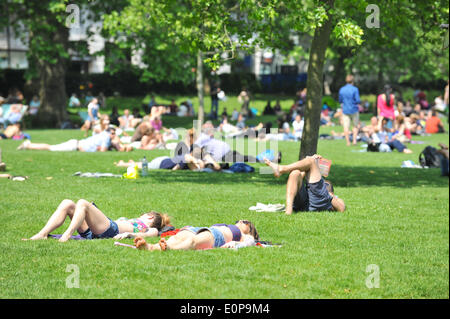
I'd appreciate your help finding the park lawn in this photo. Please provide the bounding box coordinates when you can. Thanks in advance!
[0,124,448,298]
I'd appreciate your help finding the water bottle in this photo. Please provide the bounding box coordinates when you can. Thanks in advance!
[141,156,148,177]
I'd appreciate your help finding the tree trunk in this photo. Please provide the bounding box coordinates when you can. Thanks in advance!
[299,0,335,160]
[196,51,204,134]
[329,47,351,99]
[33,22,69,128]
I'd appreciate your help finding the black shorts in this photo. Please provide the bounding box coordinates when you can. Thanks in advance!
[293,178,333,212]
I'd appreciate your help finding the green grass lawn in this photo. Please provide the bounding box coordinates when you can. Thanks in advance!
[0,119,448,298]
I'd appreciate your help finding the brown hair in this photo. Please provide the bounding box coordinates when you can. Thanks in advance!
[143,126,155,137]
[146,211,170,230]
[239,220,259,240]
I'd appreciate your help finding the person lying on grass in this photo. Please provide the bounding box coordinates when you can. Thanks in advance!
[22,199,171,242]
[17,127,130,152]
[116,131,223,171]
[115,148,222,171]
[264,154,346,215]
[133,220,259,251]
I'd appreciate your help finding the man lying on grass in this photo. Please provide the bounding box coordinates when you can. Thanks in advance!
[22,199,171,242]
[17,127,129,152]
[264,154,346,215]
[133,220,259,251]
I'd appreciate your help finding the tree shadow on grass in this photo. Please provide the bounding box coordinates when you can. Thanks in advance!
[141,164,448,188]
[329,165,448,188]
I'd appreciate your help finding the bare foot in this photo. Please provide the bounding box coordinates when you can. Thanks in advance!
[22,233,48,241]
[158,238,168,251]
[17,140,30,150]
[403,149,413,154]
[58,233,72,243]
[134,236,151,250]
[264,158,281,177]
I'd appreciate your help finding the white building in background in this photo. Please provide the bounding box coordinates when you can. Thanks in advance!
[0,9,108,73]
[0,25,28,69]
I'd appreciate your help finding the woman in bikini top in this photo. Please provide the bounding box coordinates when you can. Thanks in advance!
[134,220,259,251]
[22,199,171,242]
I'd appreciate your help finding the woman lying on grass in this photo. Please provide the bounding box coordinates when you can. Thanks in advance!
[133,220,259,251]
[22,199,171,242]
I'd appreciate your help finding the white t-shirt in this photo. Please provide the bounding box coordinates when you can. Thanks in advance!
[292,119,304,133]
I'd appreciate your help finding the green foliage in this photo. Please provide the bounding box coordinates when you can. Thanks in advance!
[322,95,340,109]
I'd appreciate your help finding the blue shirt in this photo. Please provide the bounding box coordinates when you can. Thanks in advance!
[339,84,360,115]
[78,131,111,152]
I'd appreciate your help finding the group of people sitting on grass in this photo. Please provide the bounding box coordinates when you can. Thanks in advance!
[322,83,447,153]
[22,153,345,251]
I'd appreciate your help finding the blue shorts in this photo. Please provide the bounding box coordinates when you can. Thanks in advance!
[182,226,226,248]
[78,218,119,239]
[293,178,333,212]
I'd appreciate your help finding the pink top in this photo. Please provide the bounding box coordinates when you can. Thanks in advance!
[151,120,162,131]
[377,94,395,120]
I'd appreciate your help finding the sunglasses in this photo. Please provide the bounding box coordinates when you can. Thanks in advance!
[235,220,250,225]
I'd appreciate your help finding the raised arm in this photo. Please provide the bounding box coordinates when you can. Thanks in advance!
[114,228,159,240]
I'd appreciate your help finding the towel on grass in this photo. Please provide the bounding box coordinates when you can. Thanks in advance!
[73,172,122,178]
[249,202,285,212]
[49,234,85,240]
[401,160,427,169]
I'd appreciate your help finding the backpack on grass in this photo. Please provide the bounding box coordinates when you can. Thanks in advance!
[419,146,442,168]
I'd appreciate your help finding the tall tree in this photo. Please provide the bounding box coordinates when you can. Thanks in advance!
[242,0,448,159]
[103,0,244,132]
[3,1,71,127]
[2,0,127,127]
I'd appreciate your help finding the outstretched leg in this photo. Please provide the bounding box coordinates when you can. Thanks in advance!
[265,156,321,182]
[59,199,110,242]
[17,141,50,151]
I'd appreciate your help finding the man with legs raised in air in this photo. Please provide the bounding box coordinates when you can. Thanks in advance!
[264,154,346,215]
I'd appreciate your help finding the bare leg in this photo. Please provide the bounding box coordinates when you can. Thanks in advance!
[115,160,141,168]
[18,141,51,151]
[81,120,91,137]
[165,230,197,250]
[265,156,314,177]
[203,153,221,170]
[59,199,110,242]
[286,170,305,215]
[344,128,351,146]
[266,156,322,182]
[134,230,194,251]
[24,200,87,240]
[352,127,358,145]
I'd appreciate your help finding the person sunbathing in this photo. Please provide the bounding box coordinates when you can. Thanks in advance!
[0,122,22,139]
[17,128,117,152]
[264,154,346,215]
[115,143,221,171]
[134,220,259,251]
[22,199,171,242]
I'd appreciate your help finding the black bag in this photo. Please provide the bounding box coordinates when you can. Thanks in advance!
[367,142,381,152]
[419,146,442,168]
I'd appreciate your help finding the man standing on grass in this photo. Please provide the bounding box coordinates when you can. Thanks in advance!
[264,155,346,215]
[339,74,361,146]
